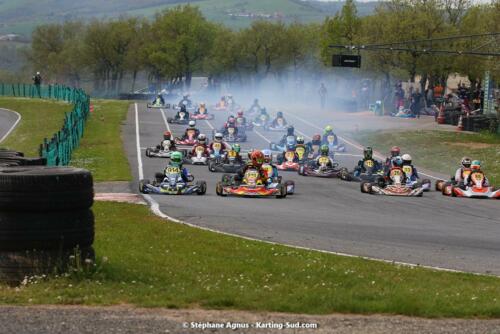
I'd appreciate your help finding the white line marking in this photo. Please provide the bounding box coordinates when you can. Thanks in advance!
[0,108,21,143]
[253,129,271,144]
[295,129,311,140]
[204,120,215,130]
[159,108,171,132]
[135,103,144,180]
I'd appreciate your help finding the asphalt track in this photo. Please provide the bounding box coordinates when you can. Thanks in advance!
[0,108,21,143]
[124,102,500,275]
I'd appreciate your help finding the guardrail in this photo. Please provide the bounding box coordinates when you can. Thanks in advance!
[0,83,90,166]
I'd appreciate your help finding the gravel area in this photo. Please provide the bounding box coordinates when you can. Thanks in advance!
[1,306,499,334]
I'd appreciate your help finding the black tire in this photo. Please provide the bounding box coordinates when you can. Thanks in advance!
[285,180,295,195]
[450,185,457,197]
[208,161,216,172]
[145,148,151,157]
[360,181,371,193]
[276,184,287,199]
[196,181,207,195]
[216,182,226,196]
[155,172,164,183]
[0,167,93,212]
[139,179,150,193]
[298,165,305,176]
[0,210,94,251]
[0,246,95,285]
[0,156,46,166]
[435,180,444,191]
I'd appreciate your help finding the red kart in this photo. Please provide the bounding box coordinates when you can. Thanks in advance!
[191,106,214,120]
[174,129,198,147]
[441,171,500,199]
[216,168,287,198]
[276,150,300,171]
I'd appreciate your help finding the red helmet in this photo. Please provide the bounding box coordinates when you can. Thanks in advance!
[313,134,321,141]
[251,150,265,167]
[163,131,171,140]
[390,146,400,157]
[237,111,244,117]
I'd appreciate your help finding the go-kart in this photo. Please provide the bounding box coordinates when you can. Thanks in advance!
[360,167,425,196]
[174,130,198,147]
[252,114,271,128]
[265,118,287,132]
[215,98,240,112]
[262,164,295,194]
[167,111,190,124]
[323,134,346,152]
[174,100,196,113]
[401,164,431,192]
[270,135,296,152]
[139,166,206,195]
[190,106,214,120]
[276,150,300,171]
[183,145,209,165]
[221,127,247,143]
[298,156,348,178]
[341,159,384,182]
[208,150,245,173]
[147,98,170,109]
[215,168,287,198]
[439,171,500,199]
[235,116,253,131]
[435,169,471,191]
[145,142,174,158]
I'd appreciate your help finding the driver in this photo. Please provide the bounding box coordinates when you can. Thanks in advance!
[385,146,401,172]
[322,125,338,146]
[236,111,247,126]
[222,116,239,136]
[314,145,335,168]
[401,153,419,182]
[166,151,191,183]
[236,150,268,184]
[306,134,322,158]
[191,134,209,156]
[248,98,261,113]
[262,149,279,179]
[152,93,165,106]
[178,94,192,107]
[454,157,472,184]
[210,132,231,156]
[160,131,176,151]
[254,108,270,123]
[182,120,200,140]
[194,102,208,115]
[175,104,190,120]
[226,94,235,105]
[278,126,297,147]
[354,147,382,176]
[294,136,308,161]
[385,156,407,184]
[463,160,490,188]
[271,111,288,127]
[225,143,244,163]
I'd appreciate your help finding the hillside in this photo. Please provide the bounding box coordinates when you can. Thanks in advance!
[0,0,379,35]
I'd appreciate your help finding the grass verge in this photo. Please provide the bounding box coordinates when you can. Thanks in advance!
[353,130,500,185]
[0,201,499,318]
[70,99,131,182]
[0,97,131,182]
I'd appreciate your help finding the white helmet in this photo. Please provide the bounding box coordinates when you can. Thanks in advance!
[401,153,412,163]
[214,132,223,141]
[198,133,206,143]
[188,120,196,127]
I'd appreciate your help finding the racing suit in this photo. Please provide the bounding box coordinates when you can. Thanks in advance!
[278,134,296,147]
[306,141,321,158]
[402,163,419,182]
[463,171,490,188]
[152,96,165,105]
[209,141,230,157]
[182,128,200,140]
[354,158,382,176]
[191,143,209,156]
[454,168,471,184]
[160,139,176,151]
[236,162,268,184]
[322,131,338,146]
[271,117,287,127]
[224,151,244,164]
[222,124,239,137]
[314,155,335,168]
[194,106,208,115]
[236,117,247,127]
[166,162,191,183]
[175,109,190,120]
[178,98,192,108]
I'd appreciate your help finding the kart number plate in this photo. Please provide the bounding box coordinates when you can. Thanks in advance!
[213,143,221,150]
[402,166,413,174]
[199,107,206,114]
[364,160,374,168]
[285,151,295,161]
[296,147,305,159]
[319,157,329,165]
[196,146,205,153]
[228,127,235,134]
[187,130,195,137]
[327,135,335,143]
[228,151,237,157]
[390,169,402,177]
[472,172,483,182]
[166,167,180,174]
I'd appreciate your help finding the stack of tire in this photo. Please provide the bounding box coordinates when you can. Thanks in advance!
[0,152,95,284]
[0,149,46,167]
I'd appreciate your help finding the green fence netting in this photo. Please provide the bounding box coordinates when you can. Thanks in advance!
[0,83,90,166]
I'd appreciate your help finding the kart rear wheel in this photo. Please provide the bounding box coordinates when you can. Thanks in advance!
[145,148,151,157]
[298,165,305,176]
[450,185,457,197]
[216,182,226,197]
[196,181,207,195]
[139,179,150,194]
[435,180,445,191]
[285,180,295,195]
[155,172,164,184]
[276,184,287,198]
[339,167,350,181]
[208,161,216,172]
[422,179,431,192]
[360,181,372,194]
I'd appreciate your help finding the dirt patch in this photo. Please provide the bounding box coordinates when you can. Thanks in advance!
[444,142,495,149]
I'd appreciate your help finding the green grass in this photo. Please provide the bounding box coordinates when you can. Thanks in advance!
[0,97,71,156]
[70,99,131,182]
[1,201,499,317]
[353,130,500,185]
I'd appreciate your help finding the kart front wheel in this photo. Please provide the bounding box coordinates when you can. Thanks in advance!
[360,181,372,194]
[276,184,287,199]
[196,181,207,195]
[145,148,151,157]
[435,180,445,191]
[216,182,226,197]
[139,179,150,194]
[298,165,305,176]
[339,167,350,181]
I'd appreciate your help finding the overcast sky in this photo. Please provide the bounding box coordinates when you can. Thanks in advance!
[312,0,492,2]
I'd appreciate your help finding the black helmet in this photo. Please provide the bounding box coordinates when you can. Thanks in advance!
[363,147,373,159]
[277,111,283,118]
[287,125,294,135]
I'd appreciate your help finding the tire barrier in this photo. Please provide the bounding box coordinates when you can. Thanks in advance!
[0,164,95,284]
[0,83,90,166]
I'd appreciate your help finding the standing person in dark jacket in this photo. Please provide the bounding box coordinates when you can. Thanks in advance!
[32,72,42,98]
[410,88,422,118]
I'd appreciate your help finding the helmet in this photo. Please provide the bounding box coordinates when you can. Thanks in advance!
[198,134,207,144]
[232,143,241,153]
[214,132,223,141]
[228,116,236,124]
[287,125,294,135]
[251,150,264,166]
[296,136,305,145]
[312,134,321,142]
[471,160,481,170]
[390,146,400,157]
[324,125,333,133]
[277,111,283,118]
[393,156,403,167]
[200,102,205,107]
[401,153,412,164]
[163,131,171,140]
[36,71,40,75]
[262,149,272,162]
[363,147,373,159]
[170,151,182,163]
[188,120,196,128]
[254,98,259,104]
[157,93,162,97]
[320,144,329,156]
[461,157,472,168]
[237,111,243,117]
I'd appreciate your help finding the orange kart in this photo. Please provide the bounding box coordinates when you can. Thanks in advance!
[215,168,287,198]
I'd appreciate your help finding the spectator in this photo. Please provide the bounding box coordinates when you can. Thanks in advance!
[394,82,405,112]
[411,88,422,118]
[32,72,42,98]
[319,83,327,109]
